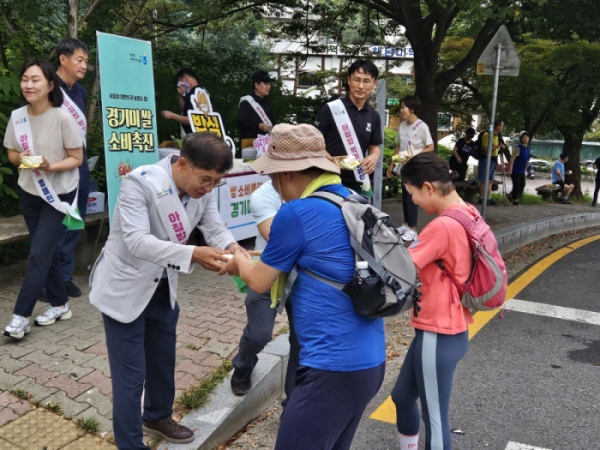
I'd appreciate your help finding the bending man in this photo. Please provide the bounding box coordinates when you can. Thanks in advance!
[89,133,243,449]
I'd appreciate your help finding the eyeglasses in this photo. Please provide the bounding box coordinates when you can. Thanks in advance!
[190,165,226,188]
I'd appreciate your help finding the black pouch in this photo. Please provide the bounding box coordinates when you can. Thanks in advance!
[343,272,387,317]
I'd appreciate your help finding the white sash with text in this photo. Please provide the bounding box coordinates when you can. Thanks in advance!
[327,99,371,189]
[136,163,191,245]
[399,119,424,156]
[11,106,82,221]
[239,95,272,128]
[60,88,87,147]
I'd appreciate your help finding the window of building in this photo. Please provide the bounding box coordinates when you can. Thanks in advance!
[297,72,319,88]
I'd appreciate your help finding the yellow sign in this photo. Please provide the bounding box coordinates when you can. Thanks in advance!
[477,62,486,75]
[189,112,225,138]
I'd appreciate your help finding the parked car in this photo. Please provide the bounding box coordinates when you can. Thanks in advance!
[528,158,552,170]
[581,159,598,173]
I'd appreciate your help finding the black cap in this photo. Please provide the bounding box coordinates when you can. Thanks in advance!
[252,71,272,84]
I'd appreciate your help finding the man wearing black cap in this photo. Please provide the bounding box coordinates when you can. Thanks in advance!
[238,71,276,151]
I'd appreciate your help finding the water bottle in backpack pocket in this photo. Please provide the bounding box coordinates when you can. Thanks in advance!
[342,261,387,317]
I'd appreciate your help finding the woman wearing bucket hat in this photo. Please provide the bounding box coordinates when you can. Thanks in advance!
[220,123,386,450]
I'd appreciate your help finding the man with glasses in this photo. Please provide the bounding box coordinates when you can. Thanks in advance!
[89,132,244,449]
[315,59,382,195]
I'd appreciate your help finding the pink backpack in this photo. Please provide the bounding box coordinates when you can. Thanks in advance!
[435,206,507,311]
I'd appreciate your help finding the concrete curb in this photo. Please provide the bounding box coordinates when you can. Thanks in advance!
[158,334,290,450]
[162,212,600,450]
[495,211,600,253]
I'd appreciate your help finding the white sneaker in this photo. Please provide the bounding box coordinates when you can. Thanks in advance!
[401,229,418,242]
[396,224,411,235]
[4,315,31,339]
[34,304,72,326]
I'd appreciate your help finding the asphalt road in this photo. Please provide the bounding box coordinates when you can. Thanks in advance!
[350,237,600,450]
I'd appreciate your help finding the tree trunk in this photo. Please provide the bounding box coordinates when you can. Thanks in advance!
[411,36,440,149]
[68,0,80,39]
[86,71,98,127]
[415,81,439,149]
[562,132,584,197]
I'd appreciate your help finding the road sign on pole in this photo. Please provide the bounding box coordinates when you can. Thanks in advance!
[477,25,521,77]
[478,25,520,219]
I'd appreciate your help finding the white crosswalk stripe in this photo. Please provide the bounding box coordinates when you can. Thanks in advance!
[504,299,600,326]
[505,442,551,450]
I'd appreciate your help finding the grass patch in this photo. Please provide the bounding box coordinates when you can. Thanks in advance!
[148,436,163,448]
[9,390,33,401]
[176,359,234,412]
[186,344,198,350]
[487,192,552,205]
[278,324,290,335]
[44,402,63,414]
[75,417,100,435]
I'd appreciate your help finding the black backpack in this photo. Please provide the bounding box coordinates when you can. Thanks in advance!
[473,132,485,160]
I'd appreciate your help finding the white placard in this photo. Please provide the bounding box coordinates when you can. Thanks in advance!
[253,134,270,158]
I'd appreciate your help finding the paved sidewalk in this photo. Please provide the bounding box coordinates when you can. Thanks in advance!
[0,198,596,448]
[0,266,287,448]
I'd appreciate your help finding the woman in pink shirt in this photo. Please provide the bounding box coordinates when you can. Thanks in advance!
[391,152,475,450]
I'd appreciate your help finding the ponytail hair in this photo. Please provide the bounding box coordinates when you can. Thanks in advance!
[400,152,459,196]
[19,59,64,107]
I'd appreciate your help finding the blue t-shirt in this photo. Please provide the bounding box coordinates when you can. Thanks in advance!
[261,184,386,372]
[552,160,564,183]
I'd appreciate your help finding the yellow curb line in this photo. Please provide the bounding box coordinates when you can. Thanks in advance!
[369,234,600,424]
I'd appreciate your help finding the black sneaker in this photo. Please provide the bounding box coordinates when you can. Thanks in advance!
[231,368,252,396]
[65,281,81,297]
[487,198,498,206]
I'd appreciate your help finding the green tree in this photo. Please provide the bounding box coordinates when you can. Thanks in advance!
[268,0,542,146]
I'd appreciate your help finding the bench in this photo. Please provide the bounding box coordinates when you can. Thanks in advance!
[455,179,502,203]
[535,185,563,201]
[0,212,109,270]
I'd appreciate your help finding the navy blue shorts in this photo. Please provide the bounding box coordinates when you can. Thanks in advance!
[478,158,497,182]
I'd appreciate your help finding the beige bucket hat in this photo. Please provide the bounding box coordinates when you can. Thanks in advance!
[250,123,341,175]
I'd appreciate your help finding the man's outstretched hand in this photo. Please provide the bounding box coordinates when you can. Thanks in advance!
[192,246,230,272]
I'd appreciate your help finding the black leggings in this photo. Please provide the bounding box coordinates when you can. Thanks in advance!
[401,178,418,227]
[510,173,526,200]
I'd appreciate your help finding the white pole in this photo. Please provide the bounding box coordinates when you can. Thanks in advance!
[374,78,387,209]
[482,44,503,219]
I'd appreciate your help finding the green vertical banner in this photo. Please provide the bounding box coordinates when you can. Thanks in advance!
[97,32,159,222]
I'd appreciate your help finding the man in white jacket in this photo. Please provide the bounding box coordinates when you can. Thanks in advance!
[89,132,243,449]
